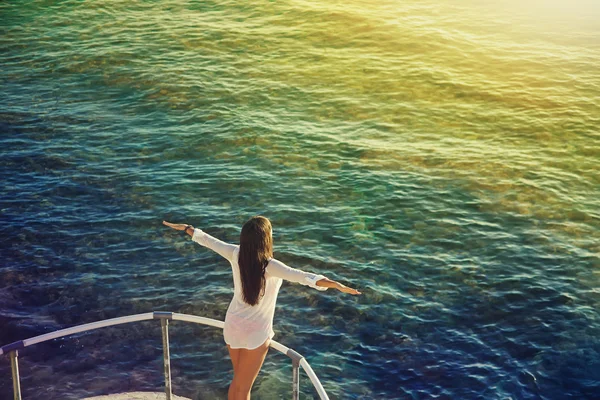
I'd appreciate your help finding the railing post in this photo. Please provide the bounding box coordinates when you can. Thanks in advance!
[292,358,300,400]
[10,350,22,400]
[287,348,303,400]
[161,319,173,400]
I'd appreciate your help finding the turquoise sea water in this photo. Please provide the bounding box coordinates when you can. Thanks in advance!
[1,0,599,398]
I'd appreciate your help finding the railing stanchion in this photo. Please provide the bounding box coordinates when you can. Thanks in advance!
[10,350,22,400]
[161,318,173,400]
[292,359,300,400]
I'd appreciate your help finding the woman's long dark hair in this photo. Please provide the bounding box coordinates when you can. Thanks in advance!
[238,216,273,306]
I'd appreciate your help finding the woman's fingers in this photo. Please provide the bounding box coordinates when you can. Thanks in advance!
[338,284,361,295]
[163,221,186,230]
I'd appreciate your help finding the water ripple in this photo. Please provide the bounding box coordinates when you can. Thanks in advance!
[1,0,599,399]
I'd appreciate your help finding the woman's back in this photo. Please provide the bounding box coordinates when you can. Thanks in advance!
[191,228,327,349]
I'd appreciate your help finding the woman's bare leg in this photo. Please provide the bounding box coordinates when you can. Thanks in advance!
[232,339,270,400]
[227,345,242,400]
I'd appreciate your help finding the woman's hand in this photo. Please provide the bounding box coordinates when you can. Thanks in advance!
[336,282,361,295]
[163,221,194,236]
[163,221,188,231]
[316,278,361,295]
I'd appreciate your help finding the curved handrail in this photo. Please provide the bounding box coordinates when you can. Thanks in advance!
[1,311,329,400]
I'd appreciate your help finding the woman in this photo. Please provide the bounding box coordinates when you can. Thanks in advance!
[163,216,360,400]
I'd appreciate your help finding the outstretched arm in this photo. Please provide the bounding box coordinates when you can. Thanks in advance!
[163,220,237,262]
[316,277,361,295]
[267,259,361,295]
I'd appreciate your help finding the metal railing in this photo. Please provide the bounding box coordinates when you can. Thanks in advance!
[1,311,330,400]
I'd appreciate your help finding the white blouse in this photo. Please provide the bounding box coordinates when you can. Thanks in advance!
[191,228,329,349]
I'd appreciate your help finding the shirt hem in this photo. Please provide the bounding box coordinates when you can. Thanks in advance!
[224,332,275,350]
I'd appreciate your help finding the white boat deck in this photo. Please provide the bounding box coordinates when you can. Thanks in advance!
[84,392,191,400]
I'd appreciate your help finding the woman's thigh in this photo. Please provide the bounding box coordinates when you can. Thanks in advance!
[234,339,271,391]
[227,344,241,370]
